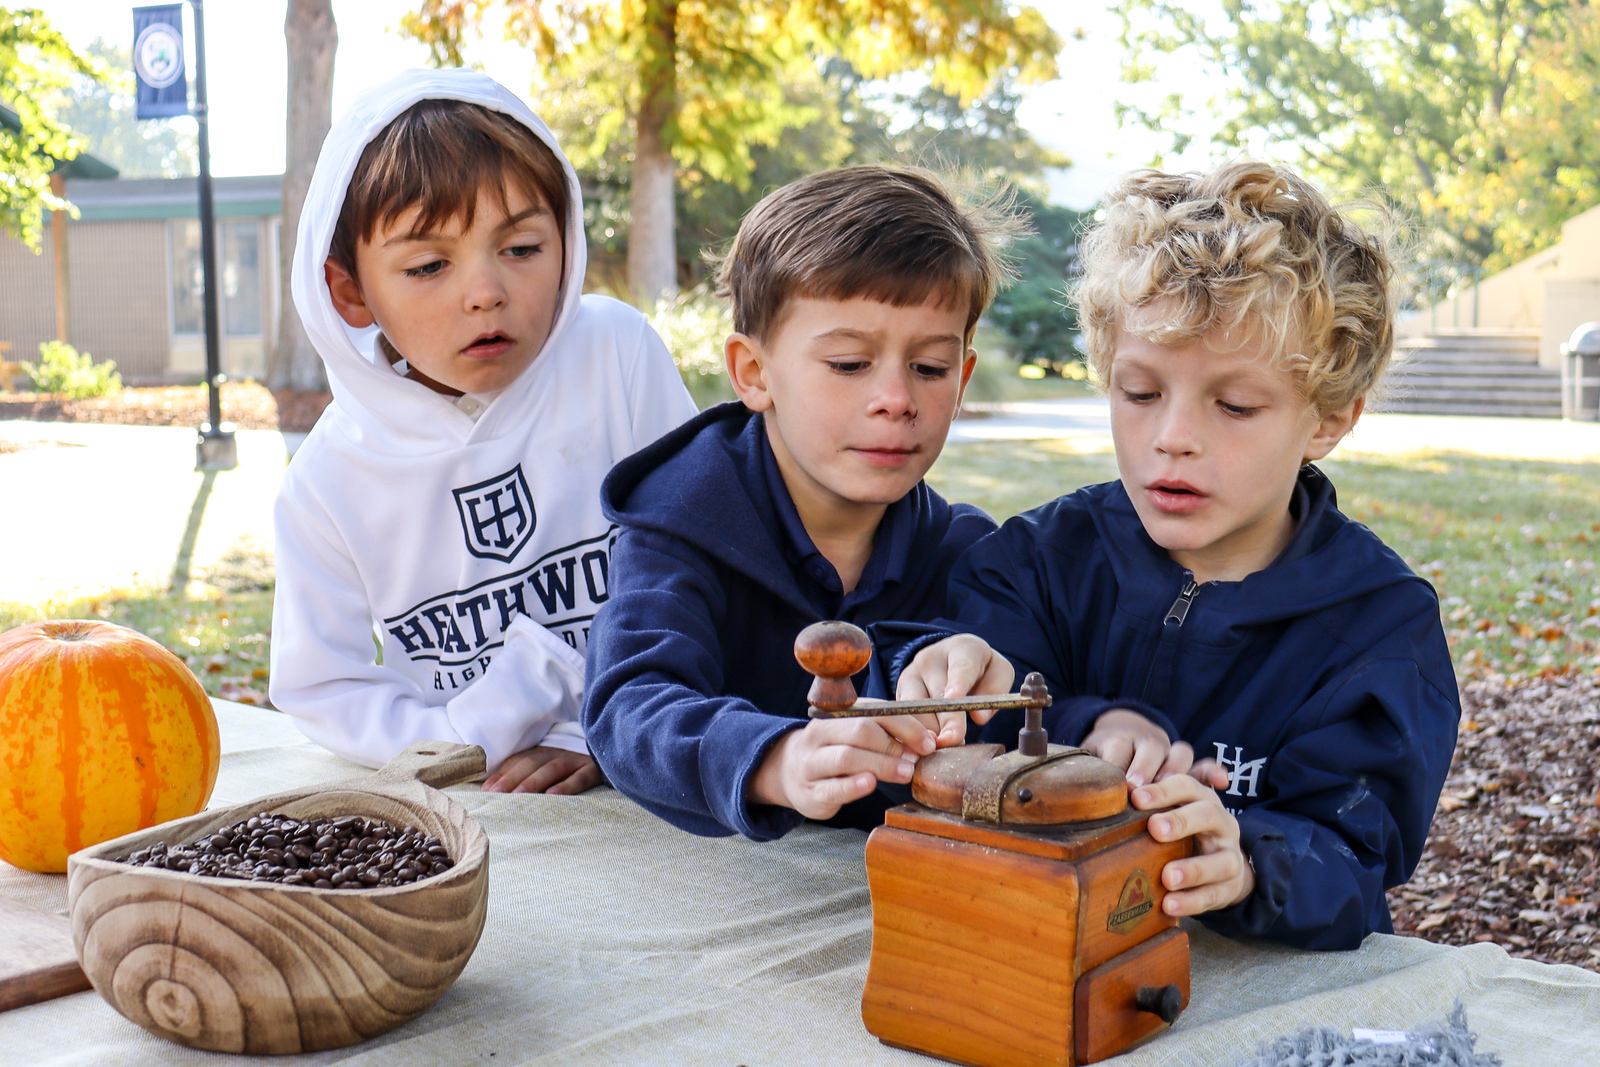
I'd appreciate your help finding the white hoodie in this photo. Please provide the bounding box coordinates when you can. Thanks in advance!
[270,69,697,770]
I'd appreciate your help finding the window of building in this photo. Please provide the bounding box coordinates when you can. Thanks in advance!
[167,219,264,337]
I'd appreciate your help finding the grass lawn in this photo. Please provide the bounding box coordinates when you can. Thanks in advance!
[926,442,1600,681]
[0,553,276,707]
[2,439,1596,699]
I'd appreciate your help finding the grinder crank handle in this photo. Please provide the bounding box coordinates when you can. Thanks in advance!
[793,621,1054,754]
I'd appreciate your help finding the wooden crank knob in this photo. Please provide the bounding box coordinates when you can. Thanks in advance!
[1135,984,1183,1025]
[794,621,873,712]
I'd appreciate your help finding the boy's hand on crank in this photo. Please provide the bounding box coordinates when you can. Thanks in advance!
[747,716,932,821]
[896,634,1016,742]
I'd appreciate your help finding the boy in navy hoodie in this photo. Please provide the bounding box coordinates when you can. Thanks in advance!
[896,163,1460,950]
[582,166,1016,839]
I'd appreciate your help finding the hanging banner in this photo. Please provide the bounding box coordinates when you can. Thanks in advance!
[133,5,188,119]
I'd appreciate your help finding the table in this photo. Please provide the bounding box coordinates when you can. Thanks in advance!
[2,701,1597,1065]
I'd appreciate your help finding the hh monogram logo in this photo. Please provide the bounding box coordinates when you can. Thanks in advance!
[453,465,537,562]
[1213,743,1267,798]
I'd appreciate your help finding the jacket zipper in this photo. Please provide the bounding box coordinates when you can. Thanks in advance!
[1140,571,1199,705]
[1165,574,1200,626]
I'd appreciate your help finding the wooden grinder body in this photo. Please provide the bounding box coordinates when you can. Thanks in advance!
[789,622,1192,1067]
[861,799,1193,1067]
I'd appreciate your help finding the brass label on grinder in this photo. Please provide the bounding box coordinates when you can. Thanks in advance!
[1108,868,1155,934]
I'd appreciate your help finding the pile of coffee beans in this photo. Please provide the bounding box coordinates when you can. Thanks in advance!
[120,813,453,889]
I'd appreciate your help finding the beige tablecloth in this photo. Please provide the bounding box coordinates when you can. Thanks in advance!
[2,701,1596,1066]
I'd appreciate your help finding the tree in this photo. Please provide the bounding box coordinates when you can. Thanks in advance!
[401,0,1061,309]
[0,7,101,250]
[1114,0,1600,290]
[986,190,1090,366]
[267,0,336,392]
[42,39,196,178]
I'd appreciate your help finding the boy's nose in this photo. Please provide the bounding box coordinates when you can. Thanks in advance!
[463,262,508,311]
[1152,405,1202,456]
[870,366,918,420]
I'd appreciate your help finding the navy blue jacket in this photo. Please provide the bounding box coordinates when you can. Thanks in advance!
[886,468,1458,950]
[583,402,996,841]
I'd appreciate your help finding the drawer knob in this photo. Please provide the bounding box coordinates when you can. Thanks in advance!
[1135,983,1183,1024]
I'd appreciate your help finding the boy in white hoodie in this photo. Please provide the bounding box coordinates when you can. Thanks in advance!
[271,69,696,793]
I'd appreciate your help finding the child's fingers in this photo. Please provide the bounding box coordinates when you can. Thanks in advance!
[1146,797,1228,843]
[1161,849,1244,894]
[1161,878,1247,917]
[1125,735,1168,788]
[483,755,536,792]
[1155,741,1196,782]
[1187,758,1231,791]
[975,653,1016,696]
[510,757,580,794]
[810,740,916,785]
[933,711,967,748]
[1089,733,1135,772]
[546,761,605,796]
[805,771,880,817]
[940,639,989,698]
[871,714,937,756]
[895,668,933,701]
[1130,771,1208,812]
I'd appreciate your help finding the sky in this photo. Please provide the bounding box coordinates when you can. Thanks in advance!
[34,0,1226,209]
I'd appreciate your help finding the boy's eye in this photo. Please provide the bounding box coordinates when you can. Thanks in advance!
[1120,388,1158,403]
[403,259,445,278]
[912,362,951,380]
[1218,400,1261,417]
[506,243,543,259]
[827,360,870,374]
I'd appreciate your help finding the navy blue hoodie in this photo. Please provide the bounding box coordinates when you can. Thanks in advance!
[583,402,996,841]
[884,467,1458,950]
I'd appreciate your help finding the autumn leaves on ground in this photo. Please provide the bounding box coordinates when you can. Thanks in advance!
[2,433,1598,968]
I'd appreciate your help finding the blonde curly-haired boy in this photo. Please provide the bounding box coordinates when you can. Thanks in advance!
[893,161,1459,949]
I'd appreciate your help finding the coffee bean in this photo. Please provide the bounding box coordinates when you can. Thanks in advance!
[117,812,454,888]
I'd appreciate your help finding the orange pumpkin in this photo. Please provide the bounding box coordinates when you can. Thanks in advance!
[0,620,219,872]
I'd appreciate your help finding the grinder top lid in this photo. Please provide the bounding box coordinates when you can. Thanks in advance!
[912,743,1128,826]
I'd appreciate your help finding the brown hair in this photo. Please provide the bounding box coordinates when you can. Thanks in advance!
[1075,161,1395,415]
[328,99,569,278]
[711,165,1022,344]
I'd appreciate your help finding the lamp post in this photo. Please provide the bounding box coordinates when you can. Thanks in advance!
[133,1,235,470]
[189,0,236,471]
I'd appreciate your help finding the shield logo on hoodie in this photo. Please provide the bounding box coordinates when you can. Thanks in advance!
[453,465,537,562]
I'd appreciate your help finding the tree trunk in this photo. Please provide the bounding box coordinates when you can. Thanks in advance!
[269,0,336,392]
[627,0,678,311]
[49,172,70,345]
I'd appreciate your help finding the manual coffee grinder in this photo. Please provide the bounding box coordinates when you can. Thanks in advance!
[795,622,1193,1067]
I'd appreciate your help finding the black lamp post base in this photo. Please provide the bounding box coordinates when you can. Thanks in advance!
[196,423,237,471]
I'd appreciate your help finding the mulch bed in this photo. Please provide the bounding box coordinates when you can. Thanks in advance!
[0,383,331,433]
[1389,673,1600,970]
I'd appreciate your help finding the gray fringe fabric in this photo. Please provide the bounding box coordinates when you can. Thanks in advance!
[1231,1003,1502,1067]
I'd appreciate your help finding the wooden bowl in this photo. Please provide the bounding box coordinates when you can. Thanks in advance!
[66,742,489,1054]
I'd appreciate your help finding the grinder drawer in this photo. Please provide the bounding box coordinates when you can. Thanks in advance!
[1072,928,1189,1065]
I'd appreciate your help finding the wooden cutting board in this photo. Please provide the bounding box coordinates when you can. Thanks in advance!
[0,895,91,1012]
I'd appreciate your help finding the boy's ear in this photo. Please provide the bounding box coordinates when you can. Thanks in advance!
[1303,395,1364,462]
[953,348,977,419]
[324,258,376,329]
[725,332,773,413]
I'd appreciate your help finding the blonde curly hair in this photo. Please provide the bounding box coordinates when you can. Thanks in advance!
[1075,161,1395,415]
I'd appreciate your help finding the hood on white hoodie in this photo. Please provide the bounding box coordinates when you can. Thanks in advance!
[290,68,589,453]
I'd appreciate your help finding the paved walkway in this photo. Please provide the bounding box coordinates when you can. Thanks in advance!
[0,422,304,605]
[953,399,1600,462]
[2,405,1595,606]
